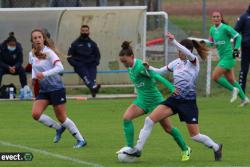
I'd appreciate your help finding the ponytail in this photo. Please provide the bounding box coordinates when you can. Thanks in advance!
[192,40,209,60]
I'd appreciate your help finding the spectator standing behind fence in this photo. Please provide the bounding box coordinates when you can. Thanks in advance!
[67,25,101,98]
[49,0,83,7]
[0,32,28,88]
[235,4,250,93]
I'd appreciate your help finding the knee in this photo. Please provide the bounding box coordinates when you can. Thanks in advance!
[212,73,219,81]
[164,126,172,134]
[32,112,41,120]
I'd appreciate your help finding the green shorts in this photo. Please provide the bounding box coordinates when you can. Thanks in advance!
[133,97,163,114]
[217,59,236,70]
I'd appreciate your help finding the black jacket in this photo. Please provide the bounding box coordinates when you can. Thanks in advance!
[0,42,23,70]
[235,9,250,47]
[68,36,100,65]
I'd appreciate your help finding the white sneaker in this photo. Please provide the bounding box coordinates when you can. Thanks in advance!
[240,97,250,107]
[230,87,239,103]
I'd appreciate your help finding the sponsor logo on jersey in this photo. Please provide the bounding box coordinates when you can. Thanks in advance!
[214,41,225,45]
[135,82,144,88]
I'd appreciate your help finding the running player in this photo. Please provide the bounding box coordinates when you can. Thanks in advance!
[124,33,223,161]
[117,41,191,161]
[29,29,86,148]
[205,10,249,106]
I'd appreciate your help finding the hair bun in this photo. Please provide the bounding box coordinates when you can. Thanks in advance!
[121,41,131,49]
[9,32,15,37]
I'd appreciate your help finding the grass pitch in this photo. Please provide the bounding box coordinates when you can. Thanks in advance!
[0,95,249,167]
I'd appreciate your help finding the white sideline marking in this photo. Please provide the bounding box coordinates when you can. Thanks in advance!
[0,140,104,167]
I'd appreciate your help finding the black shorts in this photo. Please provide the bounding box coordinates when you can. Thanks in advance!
[161,96,199,124]
[36,88,66,105]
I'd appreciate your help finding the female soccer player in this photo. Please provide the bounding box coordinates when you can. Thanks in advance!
[205,10,249,106]
[117,41,191,161]
[124,33,223,161]
[29,29,86,148]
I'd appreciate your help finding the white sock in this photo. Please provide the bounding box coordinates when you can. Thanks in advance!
[135,117,154,151]
[192,133,219,151]
[62,118,84,141]
[38,114,61,130]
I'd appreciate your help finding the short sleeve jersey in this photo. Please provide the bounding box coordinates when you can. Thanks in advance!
[209,23,239,60]
[29,46,64,92]
[128,59,163,103]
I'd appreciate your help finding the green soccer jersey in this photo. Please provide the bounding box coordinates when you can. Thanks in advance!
[209,23,241,60]
[128,59,174,109]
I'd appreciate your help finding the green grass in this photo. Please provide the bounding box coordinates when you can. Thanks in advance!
[0,96,250,167]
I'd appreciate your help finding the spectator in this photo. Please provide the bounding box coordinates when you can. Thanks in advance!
[49,0,83,7]
[235,4,250,93]
[0,32,28,88]
[67,25,101,98]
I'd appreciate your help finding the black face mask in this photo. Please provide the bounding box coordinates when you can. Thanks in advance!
[81,33,89,38]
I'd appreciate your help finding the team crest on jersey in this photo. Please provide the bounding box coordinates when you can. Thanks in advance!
[87,43,91,48]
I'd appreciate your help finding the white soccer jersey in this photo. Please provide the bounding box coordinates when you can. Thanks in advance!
[150,39,199,99]
[29,46,64,92]
[167,58,199,99]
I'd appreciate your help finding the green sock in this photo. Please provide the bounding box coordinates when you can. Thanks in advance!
[233,81,246,100]
[216,77,234,91]
[123,120,134,147]
[171,127,188,151]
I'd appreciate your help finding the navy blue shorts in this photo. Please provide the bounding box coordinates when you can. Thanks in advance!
[161,96,199,124]
[36,88,66,105]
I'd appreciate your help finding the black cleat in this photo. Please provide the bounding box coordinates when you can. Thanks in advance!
[123,148,142,157]
[90,84,101,98]
[214,144,223,161]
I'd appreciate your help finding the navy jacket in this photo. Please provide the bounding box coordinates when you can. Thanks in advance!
[0,42,23,70]
[235,9,250,47]
[68,36,100,65]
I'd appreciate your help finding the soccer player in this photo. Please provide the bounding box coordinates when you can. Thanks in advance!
[205,10,249,106]
[117,41,191,161]
[124,33,223,161]
[29,29,86,148]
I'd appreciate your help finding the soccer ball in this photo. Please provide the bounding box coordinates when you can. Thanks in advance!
[117,147,136,163]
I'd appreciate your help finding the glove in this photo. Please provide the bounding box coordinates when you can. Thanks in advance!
[232,49,240,58]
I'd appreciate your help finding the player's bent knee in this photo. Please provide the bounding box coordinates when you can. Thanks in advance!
[32,112,41,120]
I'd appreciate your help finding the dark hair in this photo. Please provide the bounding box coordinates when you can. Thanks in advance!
[248,4,250,12]
[4,32,17,44]
[180,39,209,60]
[212,10,228,25]
[119,41,134,57]
[81,25,89,29]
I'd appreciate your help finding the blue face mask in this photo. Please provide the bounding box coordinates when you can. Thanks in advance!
[7,46,16,52]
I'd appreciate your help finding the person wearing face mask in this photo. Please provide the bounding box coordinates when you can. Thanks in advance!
[67,25,101,98]
[0,32,28,88]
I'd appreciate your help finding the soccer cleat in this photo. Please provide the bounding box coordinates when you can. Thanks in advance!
[214,144,223,161]
[123,148,141,157]
[181,146,191,161]
[73,140,87,148]
[53,126,66,143]
[240,97,250,107]
[90,84,101,98]
[230,87,239,103]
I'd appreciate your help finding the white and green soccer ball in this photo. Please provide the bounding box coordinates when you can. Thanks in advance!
[117,147,136,163]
